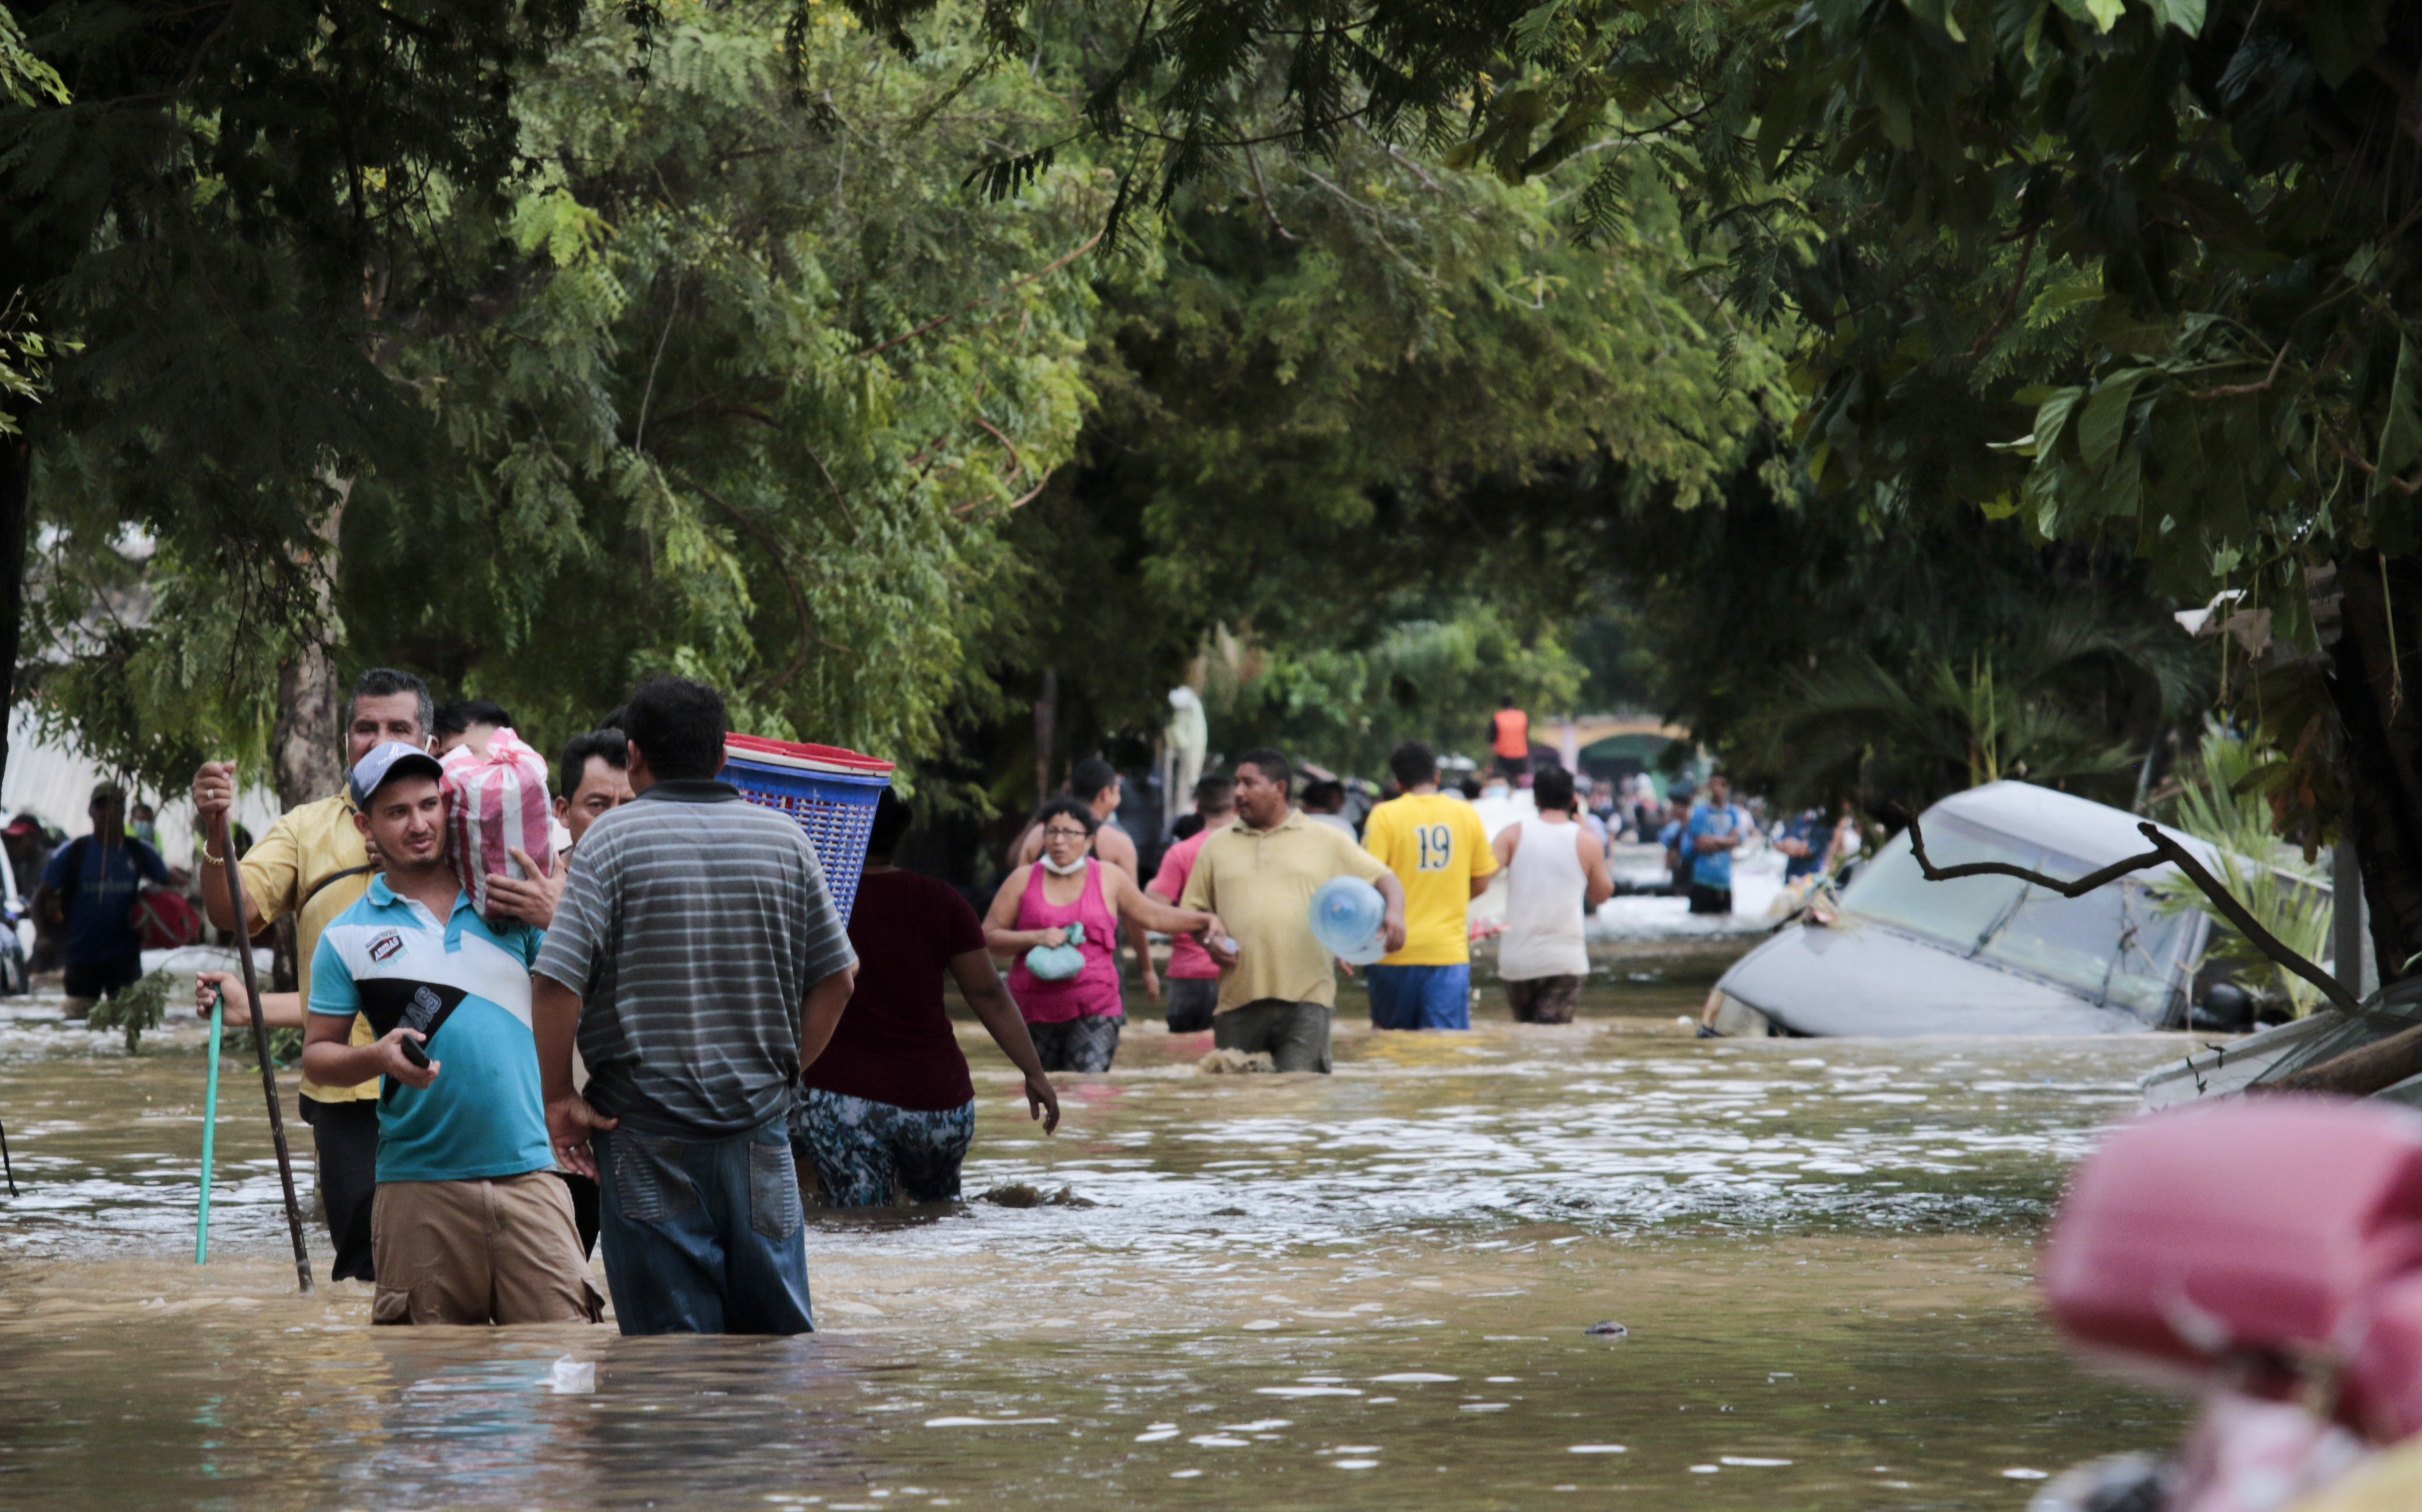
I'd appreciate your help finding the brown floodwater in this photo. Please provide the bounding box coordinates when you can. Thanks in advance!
[0,944,2193,1510]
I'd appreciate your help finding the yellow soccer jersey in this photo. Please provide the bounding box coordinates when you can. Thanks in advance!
[1362,793,1497,966]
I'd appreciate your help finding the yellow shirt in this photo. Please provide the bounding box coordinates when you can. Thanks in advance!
[1178,811,1391,1012]
[1362,792,1497,966]
[239,793,378,1102]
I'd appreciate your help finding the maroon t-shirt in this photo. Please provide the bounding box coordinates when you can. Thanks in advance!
[803,869,984,1111]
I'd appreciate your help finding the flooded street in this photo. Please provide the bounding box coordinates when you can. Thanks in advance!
[0,948,2193,1510]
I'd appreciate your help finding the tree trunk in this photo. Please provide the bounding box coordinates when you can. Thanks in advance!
[269,477,349,811]
[2328,549,2422,985]
[1034,667,1058,808]
[0,430,29,800]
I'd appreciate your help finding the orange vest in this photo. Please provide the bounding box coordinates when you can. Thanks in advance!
[1492,709,1530,758]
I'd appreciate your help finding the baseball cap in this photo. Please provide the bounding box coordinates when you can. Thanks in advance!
[349,741,445,808]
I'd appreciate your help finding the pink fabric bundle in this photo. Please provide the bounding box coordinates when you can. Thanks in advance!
[439,729,553,914]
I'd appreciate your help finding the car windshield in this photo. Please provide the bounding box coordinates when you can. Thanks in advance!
[1839,818,2199,1020]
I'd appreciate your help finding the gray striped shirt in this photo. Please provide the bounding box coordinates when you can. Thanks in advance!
[534,779,856,1138]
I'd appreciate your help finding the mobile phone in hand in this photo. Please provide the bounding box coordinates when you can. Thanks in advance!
[397,1035,431,1070]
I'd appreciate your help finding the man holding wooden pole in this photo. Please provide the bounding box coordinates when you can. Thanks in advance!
[191,667,433,1284]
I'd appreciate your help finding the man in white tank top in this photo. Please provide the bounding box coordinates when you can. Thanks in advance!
[1489,765,1614,1024]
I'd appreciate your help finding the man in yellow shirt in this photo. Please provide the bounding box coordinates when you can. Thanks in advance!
[1182,750,1405,1073]
[190,667,433,1284]
[1361,741,1497,1031]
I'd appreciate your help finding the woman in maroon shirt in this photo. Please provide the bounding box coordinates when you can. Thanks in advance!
[794,792,1059,1206]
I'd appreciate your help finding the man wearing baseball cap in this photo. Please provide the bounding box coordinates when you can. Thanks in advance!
[293,741,596,1324]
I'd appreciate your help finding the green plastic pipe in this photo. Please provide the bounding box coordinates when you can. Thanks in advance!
[196,988,223,1264]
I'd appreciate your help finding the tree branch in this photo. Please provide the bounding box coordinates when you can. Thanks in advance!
[972,415,1024,478]
[1961,223,2036,361]
[854,231,1103,360]
[1903,813,2359,1017]
[2322,427,2422,496]
[953,467,1054,516]
[2192,340,2291,400]
[1243,145,1307,242]
[693,483,848,695]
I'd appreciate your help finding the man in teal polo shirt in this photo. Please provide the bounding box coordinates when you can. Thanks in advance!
[302,741,598,1326]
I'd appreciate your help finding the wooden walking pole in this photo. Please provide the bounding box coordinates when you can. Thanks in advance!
[214,814,314,1293]
[195,985,224,1263]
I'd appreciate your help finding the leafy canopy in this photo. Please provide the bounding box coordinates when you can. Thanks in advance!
[854,0,2416,616]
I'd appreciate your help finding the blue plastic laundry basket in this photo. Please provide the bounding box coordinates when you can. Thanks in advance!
[720,734,894,924]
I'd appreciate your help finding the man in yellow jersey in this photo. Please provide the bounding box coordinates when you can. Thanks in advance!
[1360,741,1497,1031]
[190,667,433,1284]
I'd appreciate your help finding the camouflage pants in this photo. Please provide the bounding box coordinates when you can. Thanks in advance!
[1027,1013,1124,1073]
[792,1088,975,1208]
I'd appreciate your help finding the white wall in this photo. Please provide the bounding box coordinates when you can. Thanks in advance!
[0,708,285,864]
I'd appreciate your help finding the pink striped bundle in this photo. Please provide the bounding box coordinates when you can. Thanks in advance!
[440,728,554,914]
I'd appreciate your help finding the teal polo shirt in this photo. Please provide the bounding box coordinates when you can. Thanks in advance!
[308,874,552,1185]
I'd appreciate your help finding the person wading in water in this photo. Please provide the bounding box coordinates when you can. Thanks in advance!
[288,741,598,1325]
[1181,750,1407,1073]
[797,789,1060,1205]
[534,675,856,1336]
[191,667,436,1286]
[984,796,1226,1073]
[1492,764,1615,1025]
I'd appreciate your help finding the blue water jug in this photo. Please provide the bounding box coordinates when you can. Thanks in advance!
[1308,876,1388,965]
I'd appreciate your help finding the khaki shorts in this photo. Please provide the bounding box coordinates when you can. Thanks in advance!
[372,1171,603,1326]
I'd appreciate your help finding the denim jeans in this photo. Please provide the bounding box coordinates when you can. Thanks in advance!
[592,1116,813,1336]
[1364,963,1472,1031]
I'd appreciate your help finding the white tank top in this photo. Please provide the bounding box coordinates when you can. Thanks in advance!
[1499,817,1590,980]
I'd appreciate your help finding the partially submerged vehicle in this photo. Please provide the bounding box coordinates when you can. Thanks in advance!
[1705,780,2282,1038]
[2140,981,2422,1109]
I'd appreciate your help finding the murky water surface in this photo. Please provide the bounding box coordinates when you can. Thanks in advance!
[0,947,2193,1510]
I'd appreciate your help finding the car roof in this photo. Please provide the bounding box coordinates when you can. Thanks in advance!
[1930,780,2221,872]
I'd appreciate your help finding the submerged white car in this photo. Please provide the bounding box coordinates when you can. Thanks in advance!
[1706,781,2252,1038]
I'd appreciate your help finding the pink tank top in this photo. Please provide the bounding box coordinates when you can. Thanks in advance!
[1005,859,1124,1023]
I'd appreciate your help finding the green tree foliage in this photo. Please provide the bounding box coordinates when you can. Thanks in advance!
[1196,606,1586,775]
[1584,480,2206,813]
[342,6,1106,782]
[13,2,1111,799]
[9,0,587,593]
[899,0,2422,966]
[0,10,64,435]
[2161,721,2331,1015]
[1016,117,1786,779]
[2,0,588,793]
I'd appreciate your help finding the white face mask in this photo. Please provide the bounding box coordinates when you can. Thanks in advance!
[1041,852,1088,876]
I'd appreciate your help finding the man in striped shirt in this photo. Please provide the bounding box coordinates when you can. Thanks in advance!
[532,675,858,1335]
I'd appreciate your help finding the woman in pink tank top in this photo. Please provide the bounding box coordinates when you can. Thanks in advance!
[984,796,1227,1072]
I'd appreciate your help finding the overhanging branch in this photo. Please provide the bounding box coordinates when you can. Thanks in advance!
[1904,814,2360,1018]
